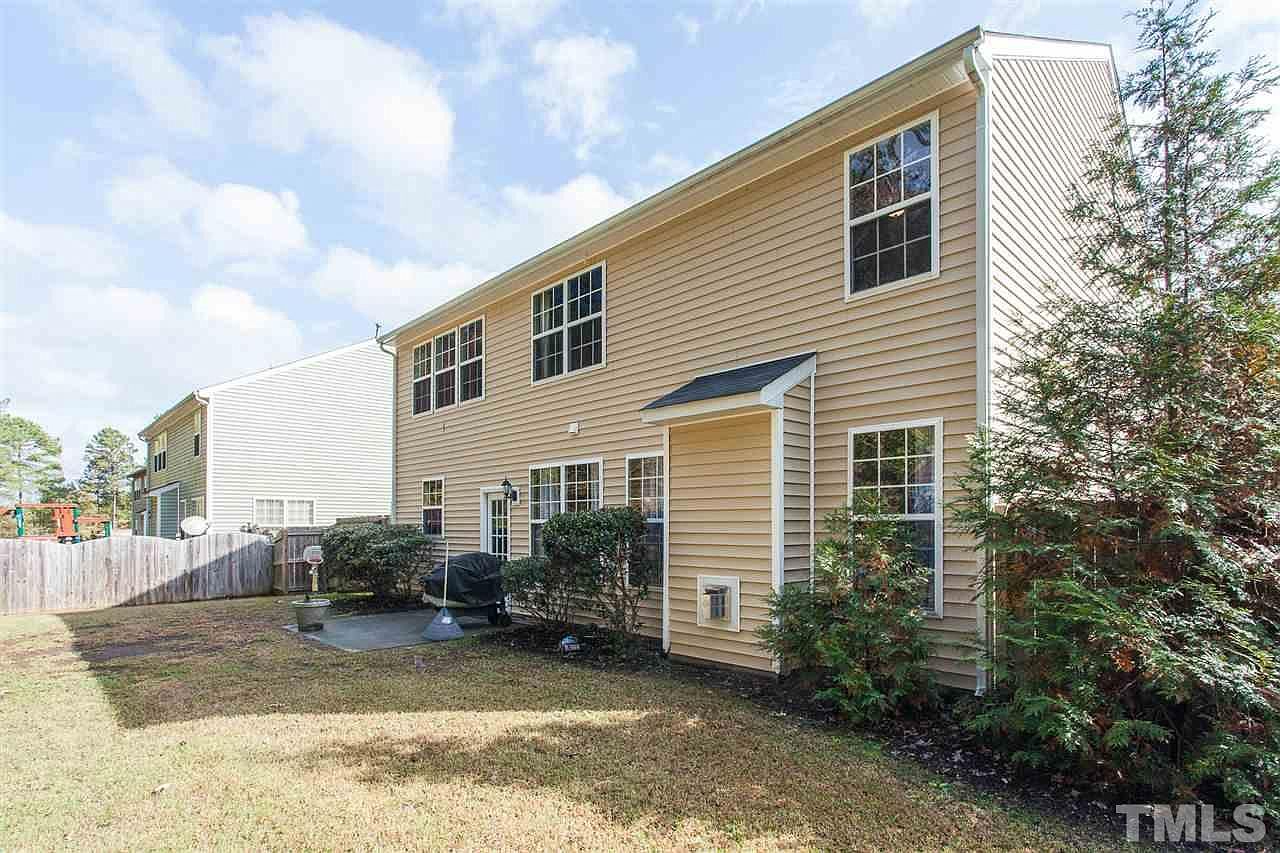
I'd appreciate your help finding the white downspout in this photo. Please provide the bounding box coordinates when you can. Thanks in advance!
[377,336,397,523]
[965,36,994,696]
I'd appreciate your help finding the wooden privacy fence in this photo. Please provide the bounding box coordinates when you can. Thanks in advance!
[272,527,327,594]
[0,533,273,615]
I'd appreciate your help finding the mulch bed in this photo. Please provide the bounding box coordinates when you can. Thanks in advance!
[480,623,1224,850]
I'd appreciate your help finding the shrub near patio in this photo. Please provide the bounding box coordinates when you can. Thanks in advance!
[320,523,435,601]
[955,0,1280,820]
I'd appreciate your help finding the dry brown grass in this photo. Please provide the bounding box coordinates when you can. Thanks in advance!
[0,597,1110,851]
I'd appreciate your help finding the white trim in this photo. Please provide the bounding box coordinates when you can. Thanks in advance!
[982,32,1113,62]
[770,408,785,674]
[967,38,994,695]
[661,427,671,654]
[251,496,286,528]
[284,498,316,527]
[846,417,945,618]
[809,374,816,589]
[526,456,605,556]
[530,261,608,387]
[410,341,432,417]
[421,476,446,538]
[379,28,983,345]
[480,487,511,560]
[409,314,487,418]
[641,356,817,426]
[624,451,666,590]
[695,574,741,632]
[432,328,458,412]
[843,110,941,302]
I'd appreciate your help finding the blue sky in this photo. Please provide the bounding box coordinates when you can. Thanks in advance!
[1,0,1277,477]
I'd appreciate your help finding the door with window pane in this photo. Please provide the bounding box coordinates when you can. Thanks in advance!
[485,495,510,560]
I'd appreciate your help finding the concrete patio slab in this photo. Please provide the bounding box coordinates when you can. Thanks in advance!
[283,609,504,652]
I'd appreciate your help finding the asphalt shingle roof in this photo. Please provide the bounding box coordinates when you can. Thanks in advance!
[641,352,815,411]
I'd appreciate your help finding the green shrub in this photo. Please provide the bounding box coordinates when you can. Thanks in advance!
[759,502,936,725]
[501,556,588,632]
[541,507,653,641]
[321,523,434,599]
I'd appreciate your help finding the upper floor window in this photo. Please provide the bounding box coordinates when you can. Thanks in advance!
[845,113,938,298]
[411,317,484,416]
[532,264,604,383]
[848,419,943,615]
[153,432,167,472]
[422,477,444,537]
[192,411,201,457]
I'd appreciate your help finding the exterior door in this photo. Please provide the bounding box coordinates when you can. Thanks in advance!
[483,493,510,560]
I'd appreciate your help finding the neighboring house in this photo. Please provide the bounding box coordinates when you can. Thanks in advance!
[378,29,1120,691]
[128,466,148,532]
[137,339,393,537]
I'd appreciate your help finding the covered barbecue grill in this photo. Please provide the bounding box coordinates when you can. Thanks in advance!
[420,551,512,626]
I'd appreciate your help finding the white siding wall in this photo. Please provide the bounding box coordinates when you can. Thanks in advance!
[205,341,393,533]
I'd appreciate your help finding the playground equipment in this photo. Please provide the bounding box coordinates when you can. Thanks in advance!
[0,503,111,542]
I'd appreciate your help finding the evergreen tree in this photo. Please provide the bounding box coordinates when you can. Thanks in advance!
[956,0,1279,815]
[0,414,63,504]
[81,427,138,527]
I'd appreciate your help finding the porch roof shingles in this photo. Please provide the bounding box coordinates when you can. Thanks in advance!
[642,352,817,411]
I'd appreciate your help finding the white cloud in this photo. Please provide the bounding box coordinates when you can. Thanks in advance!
[0,212,129,280]
[857,0,917,27]
[711,0,764,23]
[442,0,564,38]
[524,35,638,159]
[674,13,702,45]
[50,0,214,138]
[647,151,694,178]
[984,0,1041,32]
[107,157,308,265]
[767,40,864,120]
[310,247,487,327]
[203,14,454,182]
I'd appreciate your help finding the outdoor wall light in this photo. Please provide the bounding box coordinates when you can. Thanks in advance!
[501,478,519,504]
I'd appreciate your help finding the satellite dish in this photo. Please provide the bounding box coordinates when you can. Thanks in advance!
[180,515,210,537]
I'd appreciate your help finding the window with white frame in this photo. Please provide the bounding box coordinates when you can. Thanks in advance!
[422,478,444,537]
[532,265,604,383]
[191,496,205,518]
[254,498,284,527]
[459,318,484,402]
[433,330,456,409]
[286,500,314,526]
[529,460,601,555]
[192,411,201,456]
[152,432,167,472]
[849,420,942,614]
[412,343,431,415]
[846,114,938,296]
[627,454,665,581]
[412,317,484,416]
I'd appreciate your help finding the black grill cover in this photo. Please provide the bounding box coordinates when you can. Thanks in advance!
[421,552,504,606]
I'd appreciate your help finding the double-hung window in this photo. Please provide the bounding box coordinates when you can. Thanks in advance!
[412,343,431,414]
[412,317,484,416]
[626,454,665,585]
[849,419,943,615]
[153,432,167,472]
[532,264,604,383]
[286,500,314,526]
[192,411,201,456]
[422,478,444,537]
[254,498,284,527]
[529,459,602,555]
[845,113,938,297]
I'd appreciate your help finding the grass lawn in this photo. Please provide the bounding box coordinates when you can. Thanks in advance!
[0,597,1112,851]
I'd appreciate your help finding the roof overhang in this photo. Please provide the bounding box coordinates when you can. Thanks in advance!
[139,393,200,441]
[379,27,985,346]
[641,354,816,426]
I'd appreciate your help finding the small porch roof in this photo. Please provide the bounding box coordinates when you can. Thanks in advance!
[640,352,816,425]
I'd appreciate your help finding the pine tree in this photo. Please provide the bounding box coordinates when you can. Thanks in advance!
[0,414,63,504]
[81,427,138,528]
[956,0,1280,815]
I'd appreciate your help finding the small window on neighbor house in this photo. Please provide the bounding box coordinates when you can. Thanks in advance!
[192,411,201,456]
[254,498,284,527]
[422,478,444,537]
[153,432,167,472]
[846,114,937,296]
[532,265,604,383]
[849,419,942,614]
[191,496,205,518]
[286,500,314,526]
[412,343,431,415]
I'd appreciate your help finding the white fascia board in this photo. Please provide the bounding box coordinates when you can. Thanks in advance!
[983,32,1113,62]
[759,356,818,407]
[640,392,773,426]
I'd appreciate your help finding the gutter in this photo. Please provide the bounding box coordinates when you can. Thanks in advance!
[377,336,397,522]
[964,34,994,697]
[194,391,211,526]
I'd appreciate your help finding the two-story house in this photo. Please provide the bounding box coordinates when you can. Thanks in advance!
[138,339,393,537]
[378,28,1120,690]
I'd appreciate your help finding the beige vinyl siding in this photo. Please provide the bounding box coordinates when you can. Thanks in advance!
[783,379,812,587]
[667,414,774,671]
[144,398,206,522]
[394,84,981,687]
[988,56,1119,417]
